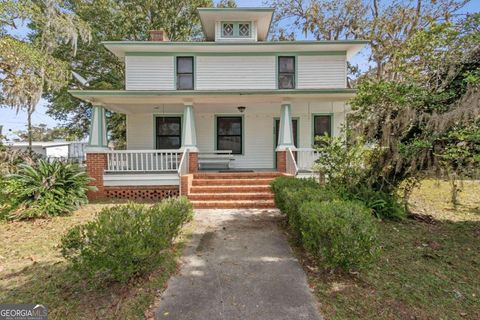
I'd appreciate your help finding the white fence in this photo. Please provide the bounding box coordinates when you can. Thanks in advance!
[105,150,182,172]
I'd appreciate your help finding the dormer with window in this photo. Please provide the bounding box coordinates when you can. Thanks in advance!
[197,8,273,42]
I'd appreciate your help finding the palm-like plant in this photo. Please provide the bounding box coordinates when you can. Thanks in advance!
[6,160,96,220]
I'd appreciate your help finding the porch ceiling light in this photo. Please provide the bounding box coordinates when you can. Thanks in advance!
[237,106,246,113]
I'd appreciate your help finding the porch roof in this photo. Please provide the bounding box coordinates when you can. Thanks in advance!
[69,89,357,114]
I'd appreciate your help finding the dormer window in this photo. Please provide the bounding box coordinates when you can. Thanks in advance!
[222,23,234,37]
[238,23,250,37]
[221,22,251,38]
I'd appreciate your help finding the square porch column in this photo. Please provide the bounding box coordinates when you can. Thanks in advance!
[276,102,295,173]
[182,103,198,173]
[86,105,109,199]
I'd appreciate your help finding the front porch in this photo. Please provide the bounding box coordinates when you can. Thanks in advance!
[76,92,345,206]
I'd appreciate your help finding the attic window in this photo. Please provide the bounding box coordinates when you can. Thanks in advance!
[222,23,234,37]
[238,23,250,37]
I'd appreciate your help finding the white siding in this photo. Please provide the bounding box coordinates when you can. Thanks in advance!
[196,56,276,90]
[126,56,174,90]
[126,114,154,149]
[196,112,275,168]
[297,55,346,89]
[104,174,179,186]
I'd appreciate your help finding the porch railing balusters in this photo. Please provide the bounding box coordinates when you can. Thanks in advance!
[296,148,321,172]
[104,150,182,173]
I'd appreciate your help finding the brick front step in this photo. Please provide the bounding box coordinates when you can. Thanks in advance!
[193,172,282,179]
[192,178,275,186]
[188,193,274,201]
[190,185,271,193]
[191,200,276,209]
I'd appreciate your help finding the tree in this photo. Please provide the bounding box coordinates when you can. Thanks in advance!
[0,0,90,155]
[267,0,468,79]
[12,123,75,142]
[44,0,213,148]
[216,0,237,8]
[350,15,480,206]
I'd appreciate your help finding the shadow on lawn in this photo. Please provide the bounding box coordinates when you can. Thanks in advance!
[0,250,178,320]
[293,215,480,320]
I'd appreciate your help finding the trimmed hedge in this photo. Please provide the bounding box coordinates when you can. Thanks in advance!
[61,197,193,283]
[301,200,380,270]
[283,187,339,241]
[270,177,380,270]
[270,176,319,212]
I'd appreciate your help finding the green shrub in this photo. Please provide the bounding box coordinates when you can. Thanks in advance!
[283,187,339,240]
[61,197,193,283]
[270,176,319,212]
[300,200,380,270]
[4,160,95,220]
[345,185,405,220]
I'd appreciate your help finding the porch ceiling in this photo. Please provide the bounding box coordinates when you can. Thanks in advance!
[69,89,357,114]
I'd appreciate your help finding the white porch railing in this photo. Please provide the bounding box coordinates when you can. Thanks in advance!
[105,150,182,172]
[177,148,189,176]
[286,147,298,176]
[296,148,321,172]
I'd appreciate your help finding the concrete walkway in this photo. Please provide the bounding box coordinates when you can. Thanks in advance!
[154,209,322,320]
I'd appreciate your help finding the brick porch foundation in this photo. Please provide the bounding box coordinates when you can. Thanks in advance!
[276,151,287,173]
[188,152,198,173]
[104,185,179,201]
[86,152,107,199]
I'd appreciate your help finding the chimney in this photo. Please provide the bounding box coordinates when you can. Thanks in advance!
[149,29,169,41]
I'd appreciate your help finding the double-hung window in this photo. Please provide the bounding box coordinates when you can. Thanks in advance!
[278,56,295,89]
[176,57,194,90]
[313,115,332,145]
[217,117,242,154]
[156,117,181,149]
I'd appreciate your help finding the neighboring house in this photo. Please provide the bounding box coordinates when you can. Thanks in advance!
[8,141,87,162]
[69,7,367,208]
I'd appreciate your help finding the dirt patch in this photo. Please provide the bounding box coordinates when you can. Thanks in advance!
[195,231,216,253]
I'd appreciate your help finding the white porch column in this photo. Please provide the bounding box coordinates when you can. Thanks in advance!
[87,105,108,151]
[276,101,295,151]
[181,103,198,152]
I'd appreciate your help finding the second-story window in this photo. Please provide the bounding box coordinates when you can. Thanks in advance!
[278,56,295,89]
[176,57,194,90]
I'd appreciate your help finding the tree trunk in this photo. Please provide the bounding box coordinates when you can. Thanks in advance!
[27,105,33,157]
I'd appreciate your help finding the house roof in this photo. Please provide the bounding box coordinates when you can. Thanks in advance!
[196,7,275,41]
[8,141,85,148]
[102,40,369,60]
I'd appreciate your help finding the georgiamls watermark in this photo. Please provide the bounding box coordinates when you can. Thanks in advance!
[0,304,47,320]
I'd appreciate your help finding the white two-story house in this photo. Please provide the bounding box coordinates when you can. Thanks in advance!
[70,7,367,208]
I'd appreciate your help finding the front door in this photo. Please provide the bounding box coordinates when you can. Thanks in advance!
[274,119,298,168]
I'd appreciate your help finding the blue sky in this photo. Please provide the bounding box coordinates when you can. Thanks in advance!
[1,0,479,140]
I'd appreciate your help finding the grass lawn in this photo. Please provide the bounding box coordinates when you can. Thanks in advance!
[296,179,480,320]
[0,202,189,320]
